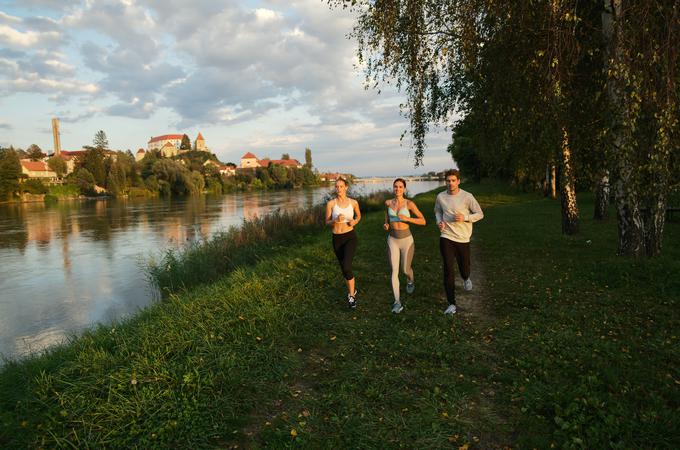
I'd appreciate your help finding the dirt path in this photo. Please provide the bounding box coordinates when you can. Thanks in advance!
[457,238,514,449]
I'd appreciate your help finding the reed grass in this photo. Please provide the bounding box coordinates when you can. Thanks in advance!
[147,190,391,297]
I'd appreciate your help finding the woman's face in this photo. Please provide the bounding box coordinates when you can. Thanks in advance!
[335,180,347,194]
[393,181,405,196]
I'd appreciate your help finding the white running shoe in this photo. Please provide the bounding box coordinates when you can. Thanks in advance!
[444,304,457,315]
[391,302,404,314]
[463,278,473,291]
[348,291,357,309]
[406,280,415,294]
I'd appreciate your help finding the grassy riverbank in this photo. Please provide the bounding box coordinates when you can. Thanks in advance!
[1,182,678,448]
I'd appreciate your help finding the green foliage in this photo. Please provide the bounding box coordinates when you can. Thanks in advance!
[205,177,223,195]
[174,150,216,173]
[47,155,67,178]
[180,134,191,150]
[447,117,482,182]
[0,147,22,200]
[151,159,202,196]
[70,168,96,195]
[76,147,107,186]
[268,164,288,187]
[20,178,48,194]
[26,144,44,161]
[93,130,109,150]
[48,184,80,198]
[304,147,312,168]
[128,186,156,197]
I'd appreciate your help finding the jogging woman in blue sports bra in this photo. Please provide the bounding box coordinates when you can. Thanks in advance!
[383,178,426,313]
[325,178,362,308]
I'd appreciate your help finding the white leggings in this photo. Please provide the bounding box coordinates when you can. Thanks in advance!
[387,233,415,303]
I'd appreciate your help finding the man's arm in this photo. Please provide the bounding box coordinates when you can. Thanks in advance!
[465,195,484,223]
[434,194,444,224]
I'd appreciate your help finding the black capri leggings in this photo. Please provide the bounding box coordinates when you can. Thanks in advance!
[332,230,358,280]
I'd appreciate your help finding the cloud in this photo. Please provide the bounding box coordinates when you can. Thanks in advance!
[0,24,61,49]
[0,122,13,130]
[7,0,81,9]
[63,0,158,57]
[151,0,372,130]
[55,108,103,123]
[0,76,98,95]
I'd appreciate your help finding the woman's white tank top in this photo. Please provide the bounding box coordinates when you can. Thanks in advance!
[331,201,354,223]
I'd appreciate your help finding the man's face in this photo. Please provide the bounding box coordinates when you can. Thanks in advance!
[446,175,460,192]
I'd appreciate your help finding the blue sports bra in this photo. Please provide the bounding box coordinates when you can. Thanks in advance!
[388,205,411,222]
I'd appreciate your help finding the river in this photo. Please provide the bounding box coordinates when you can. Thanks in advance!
[0,180,443,361]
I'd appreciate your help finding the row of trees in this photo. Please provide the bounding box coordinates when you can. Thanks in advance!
[334,0,679,257]
[1,131,322,200]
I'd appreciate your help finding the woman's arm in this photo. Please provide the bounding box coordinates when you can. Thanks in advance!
[399,200,426,226]
[349,199,362,227]
[325,201,335,226]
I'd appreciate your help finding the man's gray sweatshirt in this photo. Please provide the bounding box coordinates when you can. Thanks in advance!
[434,189,484,243]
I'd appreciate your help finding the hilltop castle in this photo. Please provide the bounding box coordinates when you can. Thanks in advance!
[143,133,208,159]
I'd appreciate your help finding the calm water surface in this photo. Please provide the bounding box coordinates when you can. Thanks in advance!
[0,180,443,360]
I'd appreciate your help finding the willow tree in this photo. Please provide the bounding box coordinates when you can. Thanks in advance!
[329,0,483,165]
[333,0,608,234]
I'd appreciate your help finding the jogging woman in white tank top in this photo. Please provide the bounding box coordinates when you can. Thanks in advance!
[383,178,426,313]
[325,178,362,308]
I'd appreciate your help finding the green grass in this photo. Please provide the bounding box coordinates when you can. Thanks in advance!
[1,181,678,448]
[48,184,80,198]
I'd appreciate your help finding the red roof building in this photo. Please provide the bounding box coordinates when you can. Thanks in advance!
[20,160,57,179]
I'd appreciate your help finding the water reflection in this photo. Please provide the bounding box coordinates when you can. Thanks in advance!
[0,181,443,361]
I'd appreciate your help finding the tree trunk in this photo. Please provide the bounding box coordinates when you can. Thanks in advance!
[605,0,645,256]
[550,165,557,199]
[559,126,579,234]
[643,197,666,257]
[642,106,674,257]
[593,170,609,219]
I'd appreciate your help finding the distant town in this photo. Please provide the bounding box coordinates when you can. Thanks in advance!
[0,118,359,202]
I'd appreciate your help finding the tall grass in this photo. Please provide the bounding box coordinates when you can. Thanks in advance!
[147,191,391,296]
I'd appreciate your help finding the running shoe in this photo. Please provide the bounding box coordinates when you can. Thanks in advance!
[391,302,404,314]
[463,278,473,291]
[348,292,357,309]
[406,280,415,294]
[444,304,457,315]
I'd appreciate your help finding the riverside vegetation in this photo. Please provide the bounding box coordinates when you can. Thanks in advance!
[0,182,678,448]
[0,144,323,204]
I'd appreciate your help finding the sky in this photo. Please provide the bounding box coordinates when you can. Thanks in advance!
[0,0,456,176]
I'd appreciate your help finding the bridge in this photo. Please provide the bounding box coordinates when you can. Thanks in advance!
[354,176,438,183]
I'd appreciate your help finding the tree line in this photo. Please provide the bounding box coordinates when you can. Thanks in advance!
[333,0,678,257]
[0,132,321,200]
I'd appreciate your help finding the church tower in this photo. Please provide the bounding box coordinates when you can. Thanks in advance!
[195,132,207,151]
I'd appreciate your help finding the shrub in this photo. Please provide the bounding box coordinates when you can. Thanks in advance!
[21,179,48,194]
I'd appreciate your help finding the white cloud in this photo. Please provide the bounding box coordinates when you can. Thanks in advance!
[0,76,99,95]
[0,12,22,24]
[0,24,61,48]
[1,0,454,174]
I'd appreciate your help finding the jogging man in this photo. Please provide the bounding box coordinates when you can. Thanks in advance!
[435,169,484,315]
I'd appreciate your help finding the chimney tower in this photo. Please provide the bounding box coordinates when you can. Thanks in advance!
[51,118,61,156]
